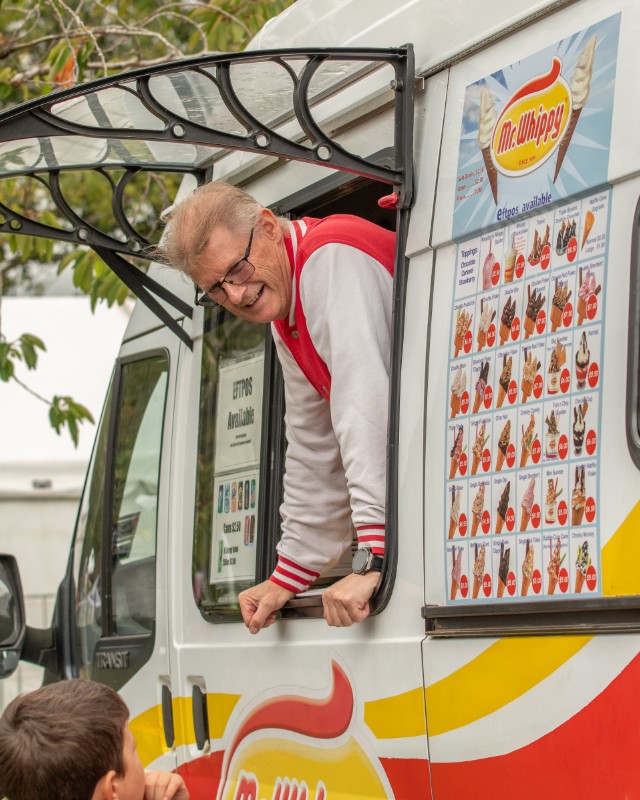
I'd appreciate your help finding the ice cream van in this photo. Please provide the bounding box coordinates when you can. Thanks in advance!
[2,0,640,797]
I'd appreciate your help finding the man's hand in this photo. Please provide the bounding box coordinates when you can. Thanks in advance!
[238,580,294,634]
[322,572,380,627]
[144,771,189,800]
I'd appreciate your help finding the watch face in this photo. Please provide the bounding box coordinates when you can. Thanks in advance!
[352,548,370,574]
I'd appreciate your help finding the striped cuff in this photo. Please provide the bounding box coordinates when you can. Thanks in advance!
[356,525,385,555]
[270,555,320,594]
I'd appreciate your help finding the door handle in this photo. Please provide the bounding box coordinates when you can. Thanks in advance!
[192,684,209,750]
[161,684,175,748]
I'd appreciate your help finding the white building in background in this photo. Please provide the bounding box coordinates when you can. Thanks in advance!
[0,288,132,709]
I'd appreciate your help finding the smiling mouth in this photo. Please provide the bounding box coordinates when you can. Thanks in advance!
[245,286,264,307]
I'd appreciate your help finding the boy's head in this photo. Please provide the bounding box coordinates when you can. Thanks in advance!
[0,679,145,800]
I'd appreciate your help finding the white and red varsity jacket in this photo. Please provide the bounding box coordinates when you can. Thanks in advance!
[269,215,395,593]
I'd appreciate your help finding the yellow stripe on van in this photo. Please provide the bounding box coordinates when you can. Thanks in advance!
[364,686,427,738]
[130,693,241,766]
[425,636,590,736]
[602,500,640,596]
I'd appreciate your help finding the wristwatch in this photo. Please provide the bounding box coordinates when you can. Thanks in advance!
[352,547,384,575]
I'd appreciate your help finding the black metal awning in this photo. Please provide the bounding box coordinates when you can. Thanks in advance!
[0,46,414,347]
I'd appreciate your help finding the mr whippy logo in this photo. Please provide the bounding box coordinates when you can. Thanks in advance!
[479,36,596,204]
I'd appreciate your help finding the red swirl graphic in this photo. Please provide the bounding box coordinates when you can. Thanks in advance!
[500,57,562,118]
[225,661,353,781]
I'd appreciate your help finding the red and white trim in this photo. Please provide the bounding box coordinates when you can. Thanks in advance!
[356,525,385,555]
[270,555,320,594]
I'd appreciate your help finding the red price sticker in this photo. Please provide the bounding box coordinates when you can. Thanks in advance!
[588,362,600,388]
[559,567,569,593]
[482,448,492,473]
[481,509,491,533]
[560,368,571,394]
[515,253,525,279]
[558,500,568,526]
[491,262,501,286]
[531,502,541,528]
[567,236,578,262]
[506,505,515,532]
[585,496,596,523]
[531,438,542,464]
[586,564,597,591]
[540,243,551,270]
[487,323,496,347]
[533,374,543,399]
[532,568,542,594]
[459,452,468,476]
[506,443,516,468]
[586,429,597,455]
[562,302,573,328]
[483,574,492,597]
[464,329,473,354]
[508,379,517,405]
[460,391,470,415]
[511,317,521,340]
[460,574,469,598]
[536,309,546,335]
[458,512,467,537]
[558,434,569,461]
[587,293,598,320]
[483,385,493,409]
[507,571,516,596]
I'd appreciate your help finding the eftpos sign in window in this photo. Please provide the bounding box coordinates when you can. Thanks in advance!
[214,353,264,473]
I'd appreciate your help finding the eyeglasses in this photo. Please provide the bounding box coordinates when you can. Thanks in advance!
[194,226,255,307]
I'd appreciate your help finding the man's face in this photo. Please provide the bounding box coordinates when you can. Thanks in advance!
[116,723,146,800]
[195,212,291,324]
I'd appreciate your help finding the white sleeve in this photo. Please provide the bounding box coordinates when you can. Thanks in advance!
[270,327,354,591]
[300,242,392,551]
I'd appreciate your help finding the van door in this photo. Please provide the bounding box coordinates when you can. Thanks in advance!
[68,325,181,772]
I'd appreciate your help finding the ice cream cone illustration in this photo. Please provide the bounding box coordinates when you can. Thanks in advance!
[571,465,586,525]
[471,483,485,537]
[495,481,510,534]
[451,547,462,600]
[454,309,472,358]
[448,486,460,539]
[499,297,516,345]
[478,87,498,203]
[496,354,512,408]
[521,540,534,596]
[520,412,535,468]
[449,425,464,480]
[450,366,466,418]
[550,278,571,332]
[581,210,594,250]
[573,399,589,456]
[574,540,590,593]
[473,360,490,415]
[524,285,545,340]
[521,349,541,403]
[477,299,496,352]
[520,478,535,531]
[495,420,510,471]
[497,542,510,598]
[471,420,488,476]
[472,544,485,599]
[577,267,601,325]
[554,36,597,183]
[547,537,563,595]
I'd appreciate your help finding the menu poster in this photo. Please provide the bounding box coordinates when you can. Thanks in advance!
[453,14,620,240]
[214,353,264,472]
[211,351,264,585]
[210,469,259,584]
[444,188,608,604]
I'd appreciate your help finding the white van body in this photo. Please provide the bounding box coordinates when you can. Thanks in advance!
[2,1,640,798]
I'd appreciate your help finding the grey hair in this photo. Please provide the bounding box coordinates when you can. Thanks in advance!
[154,181,287,279]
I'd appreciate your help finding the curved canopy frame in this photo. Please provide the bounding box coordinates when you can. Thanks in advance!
[0,46,414,347]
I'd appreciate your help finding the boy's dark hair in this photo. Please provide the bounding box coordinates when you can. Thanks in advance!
[0,679,129,800]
